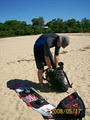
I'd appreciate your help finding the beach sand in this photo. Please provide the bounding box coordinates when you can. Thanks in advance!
[0,33,90,120]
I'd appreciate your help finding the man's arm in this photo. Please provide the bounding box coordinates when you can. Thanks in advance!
[44,40,53,69]
[54,46,60,68]
[54,55,60,68]
[45,56,52,69]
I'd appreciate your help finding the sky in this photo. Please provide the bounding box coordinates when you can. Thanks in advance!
[0,0,90,24]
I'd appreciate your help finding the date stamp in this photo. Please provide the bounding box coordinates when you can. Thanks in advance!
[51,108,81,114]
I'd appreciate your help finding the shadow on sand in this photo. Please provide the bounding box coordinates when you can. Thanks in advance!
[7,79,56,92]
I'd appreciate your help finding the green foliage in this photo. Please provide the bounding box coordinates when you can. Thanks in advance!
[32,17,44,26]
[46,18,64,33]
[46,18,90,33]
[81,18,90,32]
[0,17,90,37]
[31,17,44,34]
[0,20,34,37]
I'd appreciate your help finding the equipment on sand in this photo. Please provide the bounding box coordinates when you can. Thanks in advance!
[14,85,55,119]
[14,85,85,120]
[43,62,72,92]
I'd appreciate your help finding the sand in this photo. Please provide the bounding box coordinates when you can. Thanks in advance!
[0,33,90,120]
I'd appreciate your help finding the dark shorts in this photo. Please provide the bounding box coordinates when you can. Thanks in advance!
[34,45,55,70]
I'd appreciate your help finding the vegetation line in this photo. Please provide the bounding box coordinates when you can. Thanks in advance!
[0,17,90,37]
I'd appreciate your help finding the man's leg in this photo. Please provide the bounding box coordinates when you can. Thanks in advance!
[38,69,44,88]
[34,45,45,88]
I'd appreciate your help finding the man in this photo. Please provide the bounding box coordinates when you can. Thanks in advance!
[34,33,70,88]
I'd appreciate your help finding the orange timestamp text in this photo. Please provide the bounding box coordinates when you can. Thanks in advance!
[51,108,81,114]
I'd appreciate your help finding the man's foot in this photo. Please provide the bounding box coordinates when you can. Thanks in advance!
[40,83,46,92]
[40,83,44,89]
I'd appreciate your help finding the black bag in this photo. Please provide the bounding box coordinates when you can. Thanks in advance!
[55,92,85,119]
[44,62,72,92]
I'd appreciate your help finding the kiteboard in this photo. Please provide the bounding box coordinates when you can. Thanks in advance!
[14,85,55,119]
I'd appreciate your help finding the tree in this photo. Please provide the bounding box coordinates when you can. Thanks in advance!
[46,18,64,33]
[32,17,44,27]
[81,18,90,32]
[31,17,44,34]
